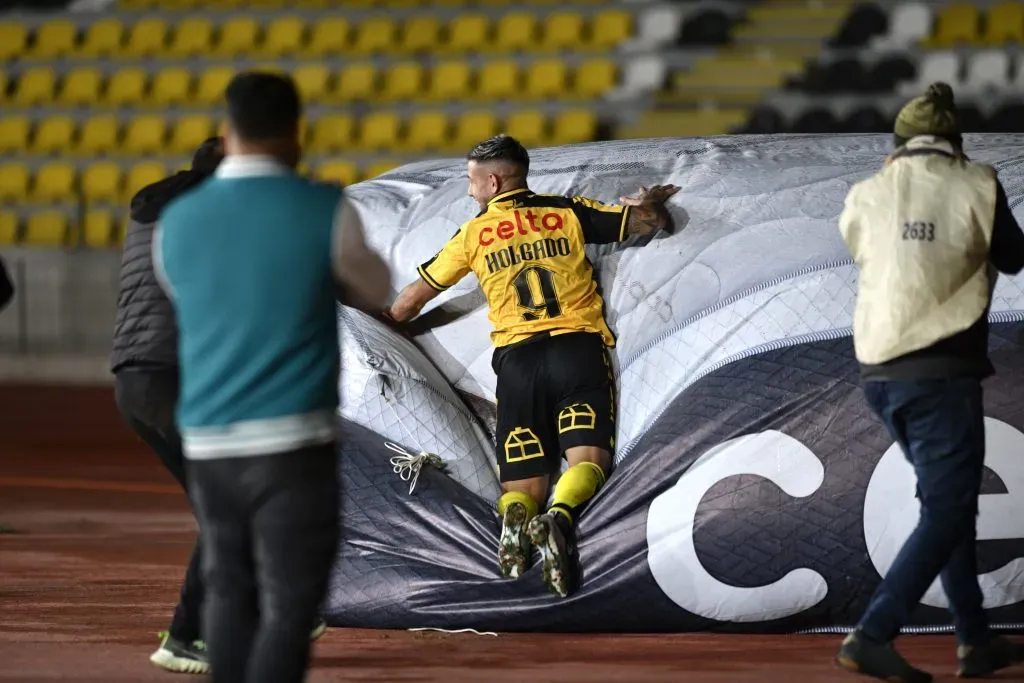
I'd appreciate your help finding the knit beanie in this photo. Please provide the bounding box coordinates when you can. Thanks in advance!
[893,82,960,140]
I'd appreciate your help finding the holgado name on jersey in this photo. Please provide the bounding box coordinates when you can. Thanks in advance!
[480,209,572,274]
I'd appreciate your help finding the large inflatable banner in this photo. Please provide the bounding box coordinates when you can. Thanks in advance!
[325,134,1024,634]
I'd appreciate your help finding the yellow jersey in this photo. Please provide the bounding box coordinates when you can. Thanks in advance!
[417,188,631,348]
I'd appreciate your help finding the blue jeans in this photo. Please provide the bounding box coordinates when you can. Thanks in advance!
[858,378,990,646]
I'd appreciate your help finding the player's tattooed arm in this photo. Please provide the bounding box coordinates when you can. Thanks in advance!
[620,184,680,236]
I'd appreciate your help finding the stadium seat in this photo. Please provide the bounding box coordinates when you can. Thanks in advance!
[0,72,5,102]
[983,2,1024,45]
[364,160,400,178]
[24,211,70,248]
[308,115,355,153]
[317,160,359,186]
[293,64,331,103]
[358,111,402,151]
[58,68,103,107]
[574,58,616,97]
[0,22,29,61]
[350,17,397,55]
[588,10,632,50]
[505,109,548,147]
[306,17,348,55]
[194,66,237,105]
[405,111,450,151]
[399,16,441,53]
[123,115,168,154]
[261,15,305,56]
[550,109,596,145]
[445,14,489,54]
[0,164,29,203]
[898,51,959,96]
[81,161,123,204]
[170,115,214,154]
[77,116,120,155]
[451,111,498,151]
[540,12,585,52]
[381,62,424,102]
[491,12,538,53]
[83,209,115,248]
[964,50,1011,92]
[79,19,125,57]
[428,61,472,100]
[105,67,148,106]
[124,18,169,57]
[215,16,260,57]
[0,212,18,245]
[792,108,840,134]
[868,55,917,92]
[477,60,520,100]
[32,162,77,204]
[124,162,167,201]
[877,2,931,47]
[167,17,214,57]
[150,67,193,106]
[843,106,889,133]
[32,116,76,155]
[926,3,980,47]
[830,4,889,48]
[524,59,568,98]
[13,67,57,107]
[30,19,78,59]
[334,63,377,102]
[0,118,31,155]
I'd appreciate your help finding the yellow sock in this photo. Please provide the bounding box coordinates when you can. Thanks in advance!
[550,462,606,526]
[497,490,538,520]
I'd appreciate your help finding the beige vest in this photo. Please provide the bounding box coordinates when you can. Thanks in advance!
[840,136,998,365]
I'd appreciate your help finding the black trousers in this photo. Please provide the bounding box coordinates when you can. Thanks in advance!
[114,367,203,644]
[188,444,340,683]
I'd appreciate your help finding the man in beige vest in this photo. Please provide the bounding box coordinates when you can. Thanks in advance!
[836,82,1024,683]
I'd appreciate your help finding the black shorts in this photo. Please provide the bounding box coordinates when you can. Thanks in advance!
[492,332,616,483]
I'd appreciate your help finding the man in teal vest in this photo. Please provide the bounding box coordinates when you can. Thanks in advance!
[154,71,391,683]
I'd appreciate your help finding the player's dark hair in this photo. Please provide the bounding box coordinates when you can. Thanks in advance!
[224,72,302,142]
[467,134,530,173]
[191,137,224,175]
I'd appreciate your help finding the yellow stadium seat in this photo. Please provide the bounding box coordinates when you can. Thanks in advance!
[169,115,214,154]
[0,22,28,61]
[428,61,472,101]
[0,117,31,154]
[13,67,57,107]
[308,115,355,153]
[123,115,167,154]
[983,2,1024,45]
[294,0,329,7]
[550,109,596,145]
[24,211,70,248]
[58,68,103,107]
[262,16,305,56]
[195,66,237,105]
[524,59,567,99]
[124,162,167,201]
[306,17,348,55]
[119,0,154,7]
[588,10,632,50]
[207,0,243,7]
[32,162,77,204]
[445,14,489,54]
[451,111,498,152]
[124,18,168,57]
[380,0,420,8]
[0,72,5,102]
[81,161,123,204]
[477,60,520,100]
[479,0,512,6]
[83,209,115,248]
[927,3,980,46]
[0,212,18,245]
[293,64,331,103]
[0,164,29,203]
[30,19,78,59]
[350,17,397,55]
[79,19,125,57]
[214,16,260,57]
[77,116,120,155]
[334,63,377,102]
[406,111,450,151]
[162,0,201,8]
[505,110,547,148]
[150,67,193,107]
[167,17,214,57]
[381,62,424,102]
[364,160,400,178]
[399,16,441,53]
[574,58,617,97]
[491,12,537,53]
[317,160,359,186]
[358,112,401,151]
[540,12,585,52]
[105,67,148,106]
[32,116,76,155]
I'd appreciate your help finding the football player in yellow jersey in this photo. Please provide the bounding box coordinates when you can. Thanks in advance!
[387,135,678,597]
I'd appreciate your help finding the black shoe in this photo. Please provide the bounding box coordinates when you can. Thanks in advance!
[836,630,932,683]
[957,635,1024,678]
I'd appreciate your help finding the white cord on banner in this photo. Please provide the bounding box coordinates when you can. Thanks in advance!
[386,442,446,495]
[407,627,499,637]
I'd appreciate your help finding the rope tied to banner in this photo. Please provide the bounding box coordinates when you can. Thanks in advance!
[385,442,447,495]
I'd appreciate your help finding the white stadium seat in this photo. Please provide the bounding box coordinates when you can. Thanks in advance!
[962,50,1011,94]
[898,51,959,97]
[872,2,932,49]
[621,6,685,52]
[608,55,667,100]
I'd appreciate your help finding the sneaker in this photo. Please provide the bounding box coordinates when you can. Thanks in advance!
[526,512,574,598]
[957,635,1024,678]
[150,631,209,675]
[310,619,328,641]
[498,501,531,579]
[835,630,932,683]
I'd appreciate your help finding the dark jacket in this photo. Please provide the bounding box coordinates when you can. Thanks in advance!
[110,170,211,373]
[0,256,13,313]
